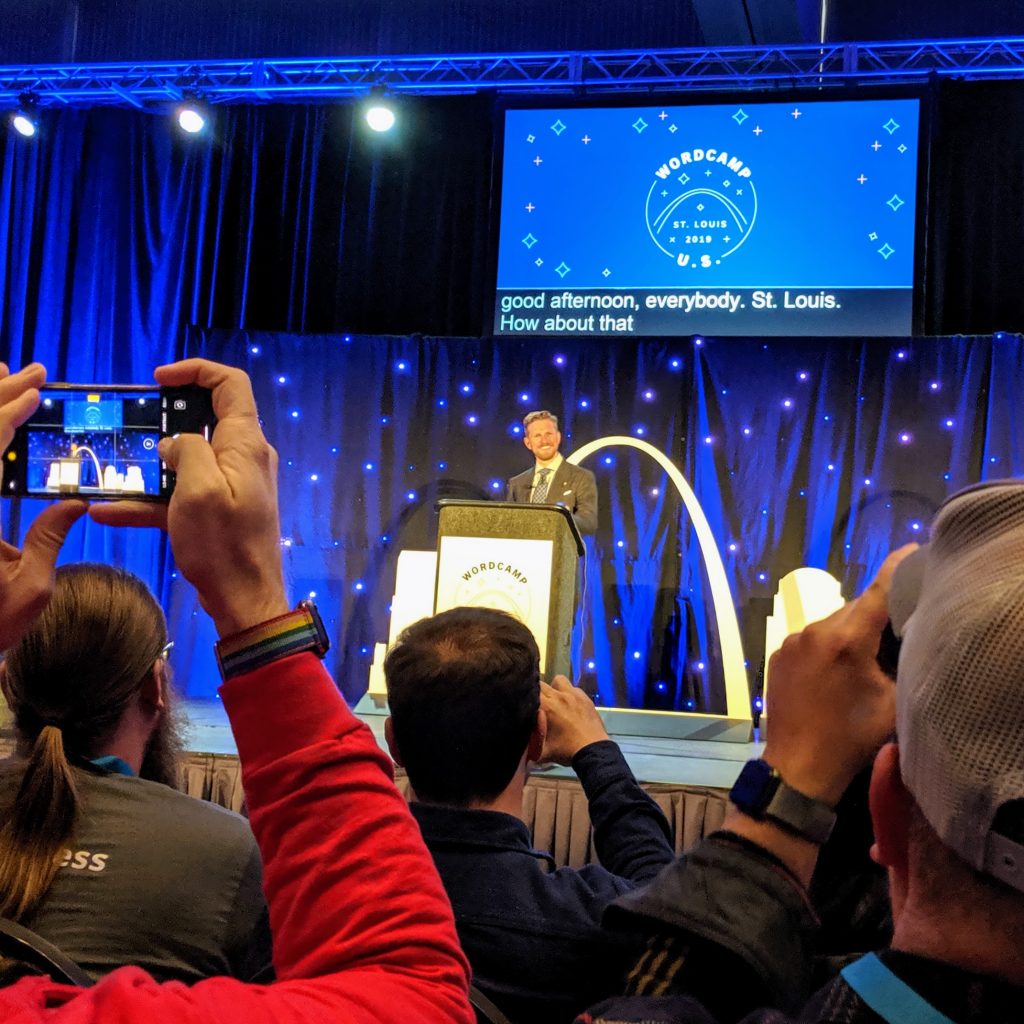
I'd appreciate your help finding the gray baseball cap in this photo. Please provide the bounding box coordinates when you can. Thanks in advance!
[889,480,1024,893]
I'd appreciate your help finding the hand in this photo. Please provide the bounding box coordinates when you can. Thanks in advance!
[762,545,917,806]
[538,675,609,765]
[0,363,87,649]
[90,359,288,637]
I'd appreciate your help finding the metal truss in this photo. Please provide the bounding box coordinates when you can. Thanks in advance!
[3,36,1024,108]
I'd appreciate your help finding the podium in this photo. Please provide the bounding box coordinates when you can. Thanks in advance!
[434,500,584,681]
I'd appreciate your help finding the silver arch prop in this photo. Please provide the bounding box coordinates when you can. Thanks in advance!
[567,436,751,719]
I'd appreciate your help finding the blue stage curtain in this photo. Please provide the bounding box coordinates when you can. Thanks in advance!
[0,328,1015,709]
[24,326,982,710]
[0,100,495,357]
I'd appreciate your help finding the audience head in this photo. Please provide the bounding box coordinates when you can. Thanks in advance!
[0,563,181,919]
[522,410,561,463]
[872,481,1024,930]
[383,606,541,806]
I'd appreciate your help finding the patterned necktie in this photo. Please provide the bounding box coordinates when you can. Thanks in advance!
[532,467,552,503]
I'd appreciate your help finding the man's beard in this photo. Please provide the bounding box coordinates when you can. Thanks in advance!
[139,684,187,789]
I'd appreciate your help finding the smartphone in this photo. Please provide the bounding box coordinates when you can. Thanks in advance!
[4,384,216,502]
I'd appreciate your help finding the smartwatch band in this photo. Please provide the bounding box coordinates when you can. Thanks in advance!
[215,600,330,680]
[762,777,837,845]
[729,758,837,845]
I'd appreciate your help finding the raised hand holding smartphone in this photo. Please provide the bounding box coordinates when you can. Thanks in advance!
[4,383,215,502]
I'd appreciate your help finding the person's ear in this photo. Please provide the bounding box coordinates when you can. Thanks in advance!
[140,659,167,715]
[384,717,404,767]
[869,741,911,873]
[522,432,532,452]
[527,706,547,762]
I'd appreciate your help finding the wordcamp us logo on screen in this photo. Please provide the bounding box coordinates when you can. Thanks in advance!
[644,147,757,269]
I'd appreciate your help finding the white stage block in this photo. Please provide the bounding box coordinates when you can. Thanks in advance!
[367,550,438,701]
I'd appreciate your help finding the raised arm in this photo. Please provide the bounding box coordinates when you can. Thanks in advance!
[82,359,473,1023]
[584,548,915,1022]
[541,677,674,888]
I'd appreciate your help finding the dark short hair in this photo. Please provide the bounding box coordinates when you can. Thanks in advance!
[384,607,540,805]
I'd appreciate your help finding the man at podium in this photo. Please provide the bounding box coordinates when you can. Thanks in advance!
[506,410,598,535]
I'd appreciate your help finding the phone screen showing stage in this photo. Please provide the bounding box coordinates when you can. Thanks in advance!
[19,389,163,498]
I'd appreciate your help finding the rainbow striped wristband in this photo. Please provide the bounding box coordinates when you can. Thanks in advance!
[215,601,330,680]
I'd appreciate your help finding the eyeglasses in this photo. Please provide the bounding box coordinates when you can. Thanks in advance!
[160,641,175,661]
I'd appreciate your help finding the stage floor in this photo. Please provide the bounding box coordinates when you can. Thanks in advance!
[182,699,762,790]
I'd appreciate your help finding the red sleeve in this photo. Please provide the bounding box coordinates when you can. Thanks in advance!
[0,652,472,1024]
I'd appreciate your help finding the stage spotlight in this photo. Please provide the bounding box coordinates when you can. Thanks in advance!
[12,112,36,137]
[10,97,38,138]
[365,102,396,133]
[176,98,209,135]
[363,86,397,133]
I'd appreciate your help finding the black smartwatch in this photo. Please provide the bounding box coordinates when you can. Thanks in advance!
[729,759,837,845]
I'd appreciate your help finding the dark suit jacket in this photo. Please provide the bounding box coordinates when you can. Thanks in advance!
[506,458,598,535]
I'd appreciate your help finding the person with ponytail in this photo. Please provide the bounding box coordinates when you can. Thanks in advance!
[0,360,474,1024]
[0,564,272,983]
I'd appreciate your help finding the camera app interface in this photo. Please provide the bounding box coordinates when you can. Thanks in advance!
[25,390,162,497]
